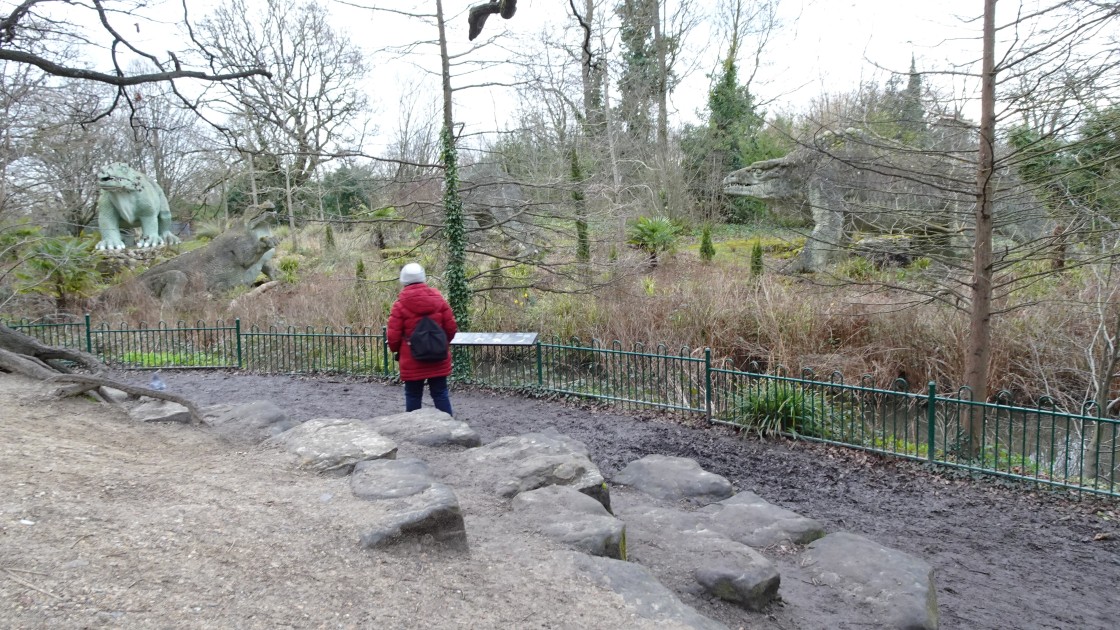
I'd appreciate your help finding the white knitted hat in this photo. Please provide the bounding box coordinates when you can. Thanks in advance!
[399,262,426,285]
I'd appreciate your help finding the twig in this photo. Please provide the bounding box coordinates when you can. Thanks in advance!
[2,567,50,577]
[70,534,92,549]
[3,569,63,599]
[953,557,991,575]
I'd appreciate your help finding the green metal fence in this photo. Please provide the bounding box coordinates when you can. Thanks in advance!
[5,314,1117,498]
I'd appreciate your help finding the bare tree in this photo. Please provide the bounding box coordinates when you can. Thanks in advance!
[0,0,269,116]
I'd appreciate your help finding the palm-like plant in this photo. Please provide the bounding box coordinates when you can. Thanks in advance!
[15,236,101,310]
[627,216,681,267]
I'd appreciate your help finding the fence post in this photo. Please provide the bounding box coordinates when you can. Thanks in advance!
[235,319,243,369]
[536,340,544,389]
[927,381,936,463]
[382,325,390,377]
[704,347,713,423]
[84,313,92,354]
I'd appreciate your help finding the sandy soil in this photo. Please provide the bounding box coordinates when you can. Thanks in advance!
[2,370,1118,629]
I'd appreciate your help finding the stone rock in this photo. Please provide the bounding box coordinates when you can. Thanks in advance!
[351,457,436,500]
[364,408,481,447]
[455,430,610,510]
[801,532,938,630]
[512,485,626,559]
[613,454,734,505]
[570,553,728,630]
[202,400,300,444]
[701,491,826,547]
[267,418,397,475]
[98,386,130,404]
[128,399,190,423]
[352,458,468,552]
[614,498,780,612]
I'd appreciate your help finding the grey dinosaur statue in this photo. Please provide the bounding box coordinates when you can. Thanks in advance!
[94,163,181,250]
[722,123,1050,271]
[468,0,516,40]
[125,205,280,301]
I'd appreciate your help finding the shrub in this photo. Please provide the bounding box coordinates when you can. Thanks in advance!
[732,381,841,439]
[699,225,715,263]
[278,257,300,283]
[750,240,763,277]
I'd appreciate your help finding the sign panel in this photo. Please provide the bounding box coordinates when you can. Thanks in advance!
[451,332,539,346]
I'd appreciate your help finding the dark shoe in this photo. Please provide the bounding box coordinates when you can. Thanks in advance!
[500,0,517,20]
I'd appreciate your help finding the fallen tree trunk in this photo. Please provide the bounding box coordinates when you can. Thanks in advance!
[0,322,203,423]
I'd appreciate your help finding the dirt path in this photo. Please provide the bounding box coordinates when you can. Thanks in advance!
[3,370,1118,629]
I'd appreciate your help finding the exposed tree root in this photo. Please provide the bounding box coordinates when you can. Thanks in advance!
[0,323,203,423]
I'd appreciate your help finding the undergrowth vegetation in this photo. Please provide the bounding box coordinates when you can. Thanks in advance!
[2,220,1117,410]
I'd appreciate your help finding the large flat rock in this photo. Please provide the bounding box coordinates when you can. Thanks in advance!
[512,485,625,559]
[364,409,481,447]
[267,417,397,475]
[700,491,826,547]
[571,553,728,630]
[613,454,734,505]
[202,400,299,443]
[128,399,190,424]
[801,532,938,630]
[454,430,610,510]
[351,458,467,552]
[615,495,780,611]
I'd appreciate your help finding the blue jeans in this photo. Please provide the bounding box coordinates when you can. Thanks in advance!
[404,376,453,416]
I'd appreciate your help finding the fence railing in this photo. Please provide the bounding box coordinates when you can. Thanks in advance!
[6,315,1117,498]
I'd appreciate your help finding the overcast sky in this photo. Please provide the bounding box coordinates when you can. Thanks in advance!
[104,0,987,152]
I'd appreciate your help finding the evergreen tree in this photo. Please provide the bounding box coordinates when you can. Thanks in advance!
[699,225,715,263]
[615,0,658,143]
[680,32,780,223]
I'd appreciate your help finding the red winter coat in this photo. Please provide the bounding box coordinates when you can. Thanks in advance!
[387,282,457,381]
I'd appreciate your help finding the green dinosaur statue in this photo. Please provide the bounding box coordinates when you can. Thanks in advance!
[94,163,181,251]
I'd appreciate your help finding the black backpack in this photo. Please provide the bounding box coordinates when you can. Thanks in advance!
[408,316,449,362]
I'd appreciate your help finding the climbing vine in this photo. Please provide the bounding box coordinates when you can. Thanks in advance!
[440,126,472,335]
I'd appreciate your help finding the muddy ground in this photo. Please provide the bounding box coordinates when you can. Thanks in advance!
[2,370,1118,629]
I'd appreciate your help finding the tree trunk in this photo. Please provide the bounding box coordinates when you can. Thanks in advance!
[963,0,998,456]
[653,0,670,217]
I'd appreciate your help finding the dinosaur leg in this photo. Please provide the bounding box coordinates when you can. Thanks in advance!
[158,212,181,246]
[136,212,165,248]
[468,1,499,40]
[95,197,127,250]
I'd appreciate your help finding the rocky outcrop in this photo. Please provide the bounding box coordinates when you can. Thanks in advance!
[156,401,937,629]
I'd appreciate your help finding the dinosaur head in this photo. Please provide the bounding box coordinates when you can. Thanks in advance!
[97,163,144,193]
[244,202,278,231]
[722,157,805,201]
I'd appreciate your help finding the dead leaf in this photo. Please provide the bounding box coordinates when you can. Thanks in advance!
[1092,532,1114,541]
